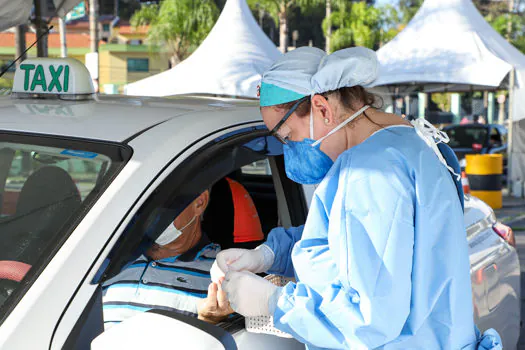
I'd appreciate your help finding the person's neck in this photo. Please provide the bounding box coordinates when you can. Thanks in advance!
[171,222,203,256]
[343,108,409,149]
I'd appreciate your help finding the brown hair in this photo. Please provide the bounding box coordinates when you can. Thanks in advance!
[275,86,382,121]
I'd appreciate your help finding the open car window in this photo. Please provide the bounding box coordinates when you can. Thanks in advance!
[98,128,284,283]
[93,127,310,338]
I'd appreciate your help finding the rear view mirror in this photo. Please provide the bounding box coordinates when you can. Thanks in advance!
[91,310,237,350]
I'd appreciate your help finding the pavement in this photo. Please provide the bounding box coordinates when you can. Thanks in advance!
[495,190,525,229]
[494,191,525,349]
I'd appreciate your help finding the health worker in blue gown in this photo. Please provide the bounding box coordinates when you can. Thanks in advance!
[212,47,502,350]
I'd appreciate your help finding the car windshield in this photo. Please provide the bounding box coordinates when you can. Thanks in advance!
[445,127,488,148]
[0,134,129,319]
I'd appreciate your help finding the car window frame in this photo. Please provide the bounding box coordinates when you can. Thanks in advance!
[0,131,132,327]
[54,123,286,348]
[95,126,279,283]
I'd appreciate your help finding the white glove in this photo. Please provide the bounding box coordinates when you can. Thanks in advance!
[211,245,275,283]
[222,271,281,316]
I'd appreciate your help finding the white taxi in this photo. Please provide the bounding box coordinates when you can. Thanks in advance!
[0,58,519,349]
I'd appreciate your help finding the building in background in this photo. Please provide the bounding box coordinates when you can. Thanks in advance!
[98,24,169,94]
[51,14,118,42]
[0,22,169,94]
[0,31,95,80]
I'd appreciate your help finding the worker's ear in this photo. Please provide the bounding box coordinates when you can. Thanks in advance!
[311,94,335,125]
[194,190,210,216]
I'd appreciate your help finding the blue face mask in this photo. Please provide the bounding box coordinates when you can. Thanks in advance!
[283,139,334,184]
[282,105,370,185]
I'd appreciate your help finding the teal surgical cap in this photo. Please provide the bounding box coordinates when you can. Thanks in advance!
[259,46,378,107]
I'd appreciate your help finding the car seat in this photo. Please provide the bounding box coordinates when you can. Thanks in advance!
[202,177,265,250]
[0,166,82,264]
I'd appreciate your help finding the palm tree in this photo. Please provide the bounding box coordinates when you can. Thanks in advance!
[323,1,382,51]
[131,0,219,66]
[248,0,324,53]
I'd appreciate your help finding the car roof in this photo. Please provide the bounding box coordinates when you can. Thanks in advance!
[0,94,260,142]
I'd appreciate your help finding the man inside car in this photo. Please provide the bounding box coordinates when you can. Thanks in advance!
[102,178,264,328]
[102,190,233,328]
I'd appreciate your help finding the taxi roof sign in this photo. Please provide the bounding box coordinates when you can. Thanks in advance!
[12,58,95,97]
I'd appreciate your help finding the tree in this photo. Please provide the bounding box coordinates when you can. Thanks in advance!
[377,4,401,47]
[397,0,423,24]
[323,1,381,51]
[131,0,219,65]
[472,0,525,54]
[247,0,325,53]
[486,12,525,53]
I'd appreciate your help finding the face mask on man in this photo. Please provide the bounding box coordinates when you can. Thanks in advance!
[155,216,196,246]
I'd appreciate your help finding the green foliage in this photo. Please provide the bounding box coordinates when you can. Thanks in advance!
[131,0,219,63]
[0,77,12,89]
[324,1,381,50]
[397,0,423,24]
[431,93,450,112]
[247,0,280,28]
[472,0,508,17]
[247,0,323,28]
[373,0,422,46]
[512,36,525,54]
[487,13,523,37]
[484,11,525,54]
[288,2,326,47]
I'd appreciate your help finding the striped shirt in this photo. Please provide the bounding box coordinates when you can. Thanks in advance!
[102,235,220,328]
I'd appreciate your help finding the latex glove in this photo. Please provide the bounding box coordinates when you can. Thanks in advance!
[197,282,234,324]
[211,245,275,283]
[222,270,281,317]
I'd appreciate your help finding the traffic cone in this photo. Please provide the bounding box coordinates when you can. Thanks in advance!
[461,171,470,195]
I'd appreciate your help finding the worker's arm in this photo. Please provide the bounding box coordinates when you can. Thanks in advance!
[263,225,304,277]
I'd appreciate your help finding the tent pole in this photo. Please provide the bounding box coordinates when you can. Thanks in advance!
[507,68,515,193]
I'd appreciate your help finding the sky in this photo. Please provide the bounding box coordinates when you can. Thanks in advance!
[375,0,397,6]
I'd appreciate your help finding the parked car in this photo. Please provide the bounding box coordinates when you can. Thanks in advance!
[0,58,519,349]
[442,124,508,180]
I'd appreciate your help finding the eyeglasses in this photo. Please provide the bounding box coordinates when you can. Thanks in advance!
[269,96,309,144]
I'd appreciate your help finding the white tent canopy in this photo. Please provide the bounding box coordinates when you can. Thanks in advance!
[373,0,525,193]
[374,0,525,107]
[0,0,81,31]
[125,0,281,98]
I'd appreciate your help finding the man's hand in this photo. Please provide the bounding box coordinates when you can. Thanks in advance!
[197,282,234,324]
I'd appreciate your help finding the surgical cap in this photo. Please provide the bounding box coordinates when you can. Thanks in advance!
[259,46,379,107]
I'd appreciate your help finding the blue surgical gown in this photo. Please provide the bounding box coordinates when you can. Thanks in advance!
[264,125,481,349]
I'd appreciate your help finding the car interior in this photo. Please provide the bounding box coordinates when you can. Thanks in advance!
[0,141,122,312]
[488,128,503,149]
[62,129,308,349]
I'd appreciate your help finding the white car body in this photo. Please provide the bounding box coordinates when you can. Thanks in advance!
[0,72,519,348]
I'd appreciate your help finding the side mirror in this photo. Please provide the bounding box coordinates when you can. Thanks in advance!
[91,310,237,350]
